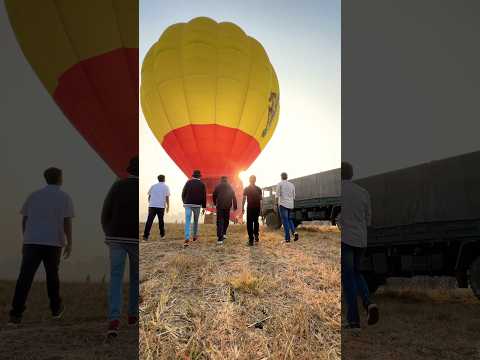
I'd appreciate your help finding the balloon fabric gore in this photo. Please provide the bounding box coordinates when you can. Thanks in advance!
[6,0,139,177]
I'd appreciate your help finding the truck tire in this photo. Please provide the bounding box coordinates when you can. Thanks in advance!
[293,219,302,228]
[363,273,383,294]
[469,256,480,301]
[266,212,281,230]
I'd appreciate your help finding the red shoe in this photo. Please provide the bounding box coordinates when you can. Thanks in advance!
[107,319,120,337]
[193,236,198,242]
[128,316,138,326]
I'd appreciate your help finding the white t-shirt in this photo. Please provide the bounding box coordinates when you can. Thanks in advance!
[21,185,75,247]
[340,180,372,248]
[276,180,296,209]
[148,182,170,208]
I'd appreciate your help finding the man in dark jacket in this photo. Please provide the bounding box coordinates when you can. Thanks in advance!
[213,176,238,245]
[242,175,263,246]
[181,169,207,247]
[101,156,139,337]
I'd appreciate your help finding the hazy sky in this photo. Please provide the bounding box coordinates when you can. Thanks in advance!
[139,0,341,222]
[343,0,480,180]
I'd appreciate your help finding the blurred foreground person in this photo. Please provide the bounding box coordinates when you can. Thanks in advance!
[102,157,139,337]
[143,174,170,241]
[9,168,74,325]
[242,175,262,246]
[181,170,206,247]
[276,172,298,242]
[213,176,238,245]
[340,161,379,332]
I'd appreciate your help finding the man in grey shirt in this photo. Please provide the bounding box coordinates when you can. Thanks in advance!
[276,172,299,242]
[340,162,379,331]
[9,167,74,324]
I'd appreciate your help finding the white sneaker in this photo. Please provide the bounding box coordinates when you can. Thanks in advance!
[217,240,224,245]
[161,235,166,240]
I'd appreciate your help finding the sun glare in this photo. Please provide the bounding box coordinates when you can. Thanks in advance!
[239,170,250,187]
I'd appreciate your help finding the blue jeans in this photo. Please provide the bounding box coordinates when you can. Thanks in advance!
[185,206,201,240]
[279,205,296,240]
[341,242,371,325]
[108,243,139,321]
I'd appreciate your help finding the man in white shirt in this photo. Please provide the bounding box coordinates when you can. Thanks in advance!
[9,167,74,324]
[340,162,379,331]
[143,175,170,240]
[276,172,299,242]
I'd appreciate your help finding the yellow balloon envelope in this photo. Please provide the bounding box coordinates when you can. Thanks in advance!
[141,17,280,180]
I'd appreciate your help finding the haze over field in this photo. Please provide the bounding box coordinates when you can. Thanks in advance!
[0,5,114,280]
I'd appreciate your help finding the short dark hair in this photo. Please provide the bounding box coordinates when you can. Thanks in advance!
[221,176,228,182]
[44,167,62,185]
[281,172,288,180]
[158,175,165,182]
[127,156,139,176]
[341,162,354,180]
[192,169,201,179]
[249,175,256,183]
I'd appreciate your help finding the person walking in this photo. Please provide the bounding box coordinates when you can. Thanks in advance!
[213,176,238,245]
[181,170,206,247]
[9,167,74,325]
[242,175,262,246]
[340,161,379,332]
[143,175,170,241]
[276,172,299,243]
[102,156,139,337]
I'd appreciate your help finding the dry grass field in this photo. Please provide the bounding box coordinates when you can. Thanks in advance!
[342,278,480,360]
[139,223,341,360]
[0,281,138,360]
[4,222,476,360]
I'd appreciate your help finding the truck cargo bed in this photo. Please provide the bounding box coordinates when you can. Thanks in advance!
[355,151,480,228]
[290,168,340,201]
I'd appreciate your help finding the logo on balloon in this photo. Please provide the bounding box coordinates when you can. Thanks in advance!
[262,92,279,137]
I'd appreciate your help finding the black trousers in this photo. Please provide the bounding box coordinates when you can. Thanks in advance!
[246,207,260,241]
[216,209,230,240]
[11,244,62,317]
[143,207,165,238]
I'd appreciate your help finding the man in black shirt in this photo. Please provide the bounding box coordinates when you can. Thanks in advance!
[213,176,237,245]
[242,175,263,246]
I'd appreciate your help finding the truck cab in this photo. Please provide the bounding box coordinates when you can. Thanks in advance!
[261,186,281,229]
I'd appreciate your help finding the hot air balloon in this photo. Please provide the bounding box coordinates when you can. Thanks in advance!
[141,17,280,219]
[5,0,138,178]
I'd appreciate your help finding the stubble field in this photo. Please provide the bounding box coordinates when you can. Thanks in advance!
[342,278,480,360]
[139,223,341,360]
[0,281,138,360]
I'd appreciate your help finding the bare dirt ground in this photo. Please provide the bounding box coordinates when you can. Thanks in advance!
[139,223,341,360]
[0,281,138,360]
[342,278,480,360]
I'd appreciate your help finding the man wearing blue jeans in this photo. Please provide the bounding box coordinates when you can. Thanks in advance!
[102,156,139,337]
[340,162,379,332]
[276,172,299,242]
[181,170,207,247]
